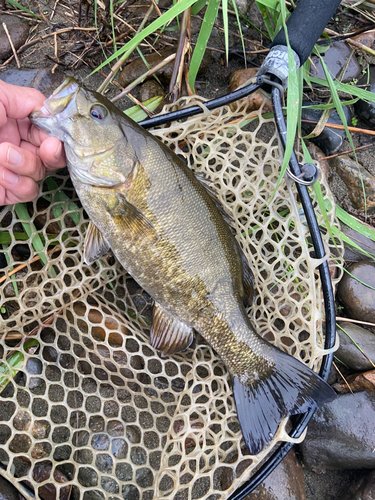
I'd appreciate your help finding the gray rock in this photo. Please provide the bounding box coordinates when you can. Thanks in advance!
[301,102,352,156]
[300,391,375,469]
[311,41,362,83]
[336,322,375,371]
[0,68,64,96]
[355,83,375,127]
[330,155,375,212]
[0,14,29,60]
[245,448,306,499]
[337,259,375,323]
[343,470,375,500]
[0,475,25,500]
[341,224,375,261]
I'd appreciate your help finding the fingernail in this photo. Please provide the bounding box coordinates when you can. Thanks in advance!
[2,168,19,185]
[54,142,63,160]
[7,147,23,166]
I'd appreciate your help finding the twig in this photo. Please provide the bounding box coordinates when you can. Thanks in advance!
[32,0,52,27]
[112,52,176,102]
[97,4,156,93]
[169,7,190,102]
[0,246,62,285]
[1,26,97,67]
[332,361,353,394]
[336,316,375,327]
[301,119,375,136]
[54,32,60,62]
[150,0,162,17]
[321,143,375,160]
[127,92,156,117]
[50,0,60,20]
[348,35,375,56]
[2,22,20,68]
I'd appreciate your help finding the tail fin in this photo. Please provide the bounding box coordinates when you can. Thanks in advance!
[233,349,336,455]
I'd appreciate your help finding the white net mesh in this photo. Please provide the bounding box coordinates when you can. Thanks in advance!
[0,95,343,500]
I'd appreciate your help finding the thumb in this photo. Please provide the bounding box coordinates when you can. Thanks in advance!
[0,81,46,125]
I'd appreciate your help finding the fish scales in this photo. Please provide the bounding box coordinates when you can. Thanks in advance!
[76,128,260,377]
[30,78,336,455]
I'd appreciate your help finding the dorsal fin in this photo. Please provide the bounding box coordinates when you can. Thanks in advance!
[195,172,235,229]
[196,172,255,305]
[150,303,193,355]
[238,244,255,306]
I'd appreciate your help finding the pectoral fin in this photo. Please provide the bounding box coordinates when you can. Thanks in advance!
[151,303,193,355]
[84,221,111,265]
[109,192,159,244]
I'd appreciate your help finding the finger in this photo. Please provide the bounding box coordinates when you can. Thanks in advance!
[39,137,66,171]
[20,137,65,170]
[20,121,50,146]
[0,81,46,121]
[0,142,45,181]
[0,169,40,204]
[0,118,21,145]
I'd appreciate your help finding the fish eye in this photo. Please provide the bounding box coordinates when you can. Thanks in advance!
[90,105,107,120]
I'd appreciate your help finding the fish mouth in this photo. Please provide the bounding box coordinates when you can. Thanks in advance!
[30,77,80,136]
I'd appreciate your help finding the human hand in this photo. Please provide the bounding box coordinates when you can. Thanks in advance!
[0,80,66,205]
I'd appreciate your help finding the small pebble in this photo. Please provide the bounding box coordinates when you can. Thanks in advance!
[229,68,272,114]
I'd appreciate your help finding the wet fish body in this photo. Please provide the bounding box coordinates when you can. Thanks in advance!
[30,78,335,455]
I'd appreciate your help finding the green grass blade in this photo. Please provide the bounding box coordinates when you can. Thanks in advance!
[299,139,338,244]
[0,350,24,390]
[302,99,359,110]
[191,0,207,15]
[255,0,279,8]
[229,0,247,68]
[255,2,275,39]
[340,232,375,261]
[271,2,299,196]
[92,0,198,74]
[45,177,81,226]
[335,205,375,243]
[125,96,164,122]
[0,233,11,244]
[307,76,375,103]
[222,0,229,65]
[110,0,117,54]
[5,0,42,19]
[318,56,367,214]
[14,204,47,266]
[188,0,221,90]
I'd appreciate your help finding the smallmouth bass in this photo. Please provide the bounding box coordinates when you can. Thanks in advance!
[30,78,335,455]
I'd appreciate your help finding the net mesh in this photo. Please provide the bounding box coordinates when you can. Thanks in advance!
[0,95,343,500]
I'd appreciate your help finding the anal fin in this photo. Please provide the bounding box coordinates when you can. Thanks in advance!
[151,303,193,355]
[84,221,111,265]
